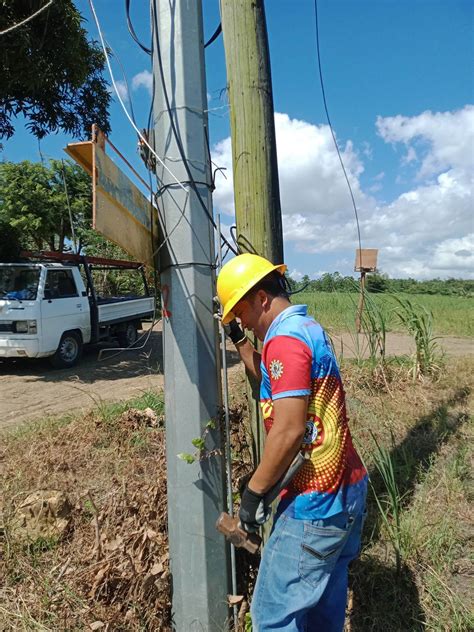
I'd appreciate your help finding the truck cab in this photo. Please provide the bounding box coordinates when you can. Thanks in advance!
[0,262,91,365]
[0,254,154,368]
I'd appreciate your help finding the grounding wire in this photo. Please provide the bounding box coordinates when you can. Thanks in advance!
[314,0,362,260]
[150,0,238,256]
[0,0,53,36]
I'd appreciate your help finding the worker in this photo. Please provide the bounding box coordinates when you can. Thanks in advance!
[217,253,368,632]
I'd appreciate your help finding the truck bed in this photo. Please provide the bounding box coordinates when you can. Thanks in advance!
[97,296,154,324]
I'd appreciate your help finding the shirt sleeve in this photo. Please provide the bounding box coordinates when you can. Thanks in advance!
[263,335,312,400]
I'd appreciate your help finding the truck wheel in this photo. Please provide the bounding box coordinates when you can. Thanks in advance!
[117,322,138,347]
[50,331,83,369]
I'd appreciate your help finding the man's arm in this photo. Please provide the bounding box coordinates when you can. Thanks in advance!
[248,395,308,494]
[234,338,262,382]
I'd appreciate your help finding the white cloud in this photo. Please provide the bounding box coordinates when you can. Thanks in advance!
[376,106,474,178]
[289,269,303,281]
[113,80,129,103]
[212,107,474,279]
[132,70,153,95]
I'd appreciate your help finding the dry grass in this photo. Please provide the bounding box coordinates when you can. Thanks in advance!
[1,358,472,631]
[0,394,172,631]
[344,356,473,631]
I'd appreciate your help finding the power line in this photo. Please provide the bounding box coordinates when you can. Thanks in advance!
[313,0,362,260]
[204,23,222,48]
[125,0,152,55]
[0,0,53,36]
[150,0,238,255]
[87,0,237,258]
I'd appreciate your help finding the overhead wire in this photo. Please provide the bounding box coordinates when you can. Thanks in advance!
[125,0,152,54]
[204,23,222,48]
[88,0,201,211]
[150,0,238,256]
[0,0,53,36]
[313,0,363,260]
[88,0,238,258]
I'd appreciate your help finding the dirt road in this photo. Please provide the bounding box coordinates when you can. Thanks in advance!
[1,323,472,430]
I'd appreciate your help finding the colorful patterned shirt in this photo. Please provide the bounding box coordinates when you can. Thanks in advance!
[260,304,367,519]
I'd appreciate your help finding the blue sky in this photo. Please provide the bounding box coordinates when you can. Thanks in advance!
[2,0,473,279]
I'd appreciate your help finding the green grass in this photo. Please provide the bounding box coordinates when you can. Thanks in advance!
[294,291,474,337]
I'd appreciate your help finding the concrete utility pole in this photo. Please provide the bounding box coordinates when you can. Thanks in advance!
[152,1,230,629]
[221,0,284,469]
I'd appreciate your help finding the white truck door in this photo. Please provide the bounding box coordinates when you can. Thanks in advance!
[40,268,90,354]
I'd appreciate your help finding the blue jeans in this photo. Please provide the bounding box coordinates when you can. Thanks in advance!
[250,509,366,631]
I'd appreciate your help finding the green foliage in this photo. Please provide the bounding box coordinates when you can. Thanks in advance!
[0,0,110,140]
[366,272,390,293]
[369,432,404,574]
[392,296,441,377]
[296,291,473,337]
[191,437,206,450]
[177,418,221,465]
[245,612,252,631]
[177,452,196,464]
[0,159,91,252]
[287,271,474,298]
[0,218,22,260]
[358,291,388,367]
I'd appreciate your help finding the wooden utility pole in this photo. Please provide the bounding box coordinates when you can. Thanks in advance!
[221,1,284,477]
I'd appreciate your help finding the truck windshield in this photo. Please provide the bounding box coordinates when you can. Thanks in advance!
[0,267,40,300]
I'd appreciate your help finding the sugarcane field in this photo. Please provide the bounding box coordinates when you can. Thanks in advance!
[1,1,472,631]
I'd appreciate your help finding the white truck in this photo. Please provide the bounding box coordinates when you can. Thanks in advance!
[0,252,154,368]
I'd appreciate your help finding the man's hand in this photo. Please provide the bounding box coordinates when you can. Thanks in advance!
[224,319,247,345]
[239,485,270,533]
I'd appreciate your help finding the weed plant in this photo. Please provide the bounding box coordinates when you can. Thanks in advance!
[392,295,441,379]
[369,431,404,574]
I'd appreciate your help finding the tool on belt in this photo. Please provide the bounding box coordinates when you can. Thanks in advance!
[216,451,308,554]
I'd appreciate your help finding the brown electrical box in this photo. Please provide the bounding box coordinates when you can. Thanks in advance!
[354,249,378,272]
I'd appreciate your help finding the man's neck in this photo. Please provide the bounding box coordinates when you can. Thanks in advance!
[268,297,292,323]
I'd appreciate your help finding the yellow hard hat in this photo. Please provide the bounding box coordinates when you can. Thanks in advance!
[217,253,287,324]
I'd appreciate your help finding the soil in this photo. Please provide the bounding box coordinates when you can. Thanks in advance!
[1,322,472,431]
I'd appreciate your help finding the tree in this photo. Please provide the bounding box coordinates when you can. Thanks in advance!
[0,219,22,261]
[0,159,92,251]
[0,0,110,140]
[367,272,390,293]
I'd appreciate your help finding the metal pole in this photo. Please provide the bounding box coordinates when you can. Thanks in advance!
[216,215,238,630]
[152,1,230,629]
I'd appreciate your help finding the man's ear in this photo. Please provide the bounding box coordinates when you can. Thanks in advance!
[257,289,270,311]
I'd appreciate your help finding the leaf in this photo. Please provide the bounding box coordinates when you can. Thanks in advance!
[191,437,205,450]
[227,594,244,606]
[206,419,216,430]
[90,622,105,630]
[177,453,195,464]
[150,561,164,576]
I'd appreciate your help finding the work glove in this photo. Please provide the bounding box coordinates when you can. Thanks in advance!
[224,319,247,345]
[212,297,247,345]
[239,485,271,533]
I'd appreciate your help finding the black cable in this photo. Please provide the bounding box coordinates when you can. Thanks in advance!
[204,23,222,48]
[151,2,238,256]
[125,0,152,55]
[314,0,362,259]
